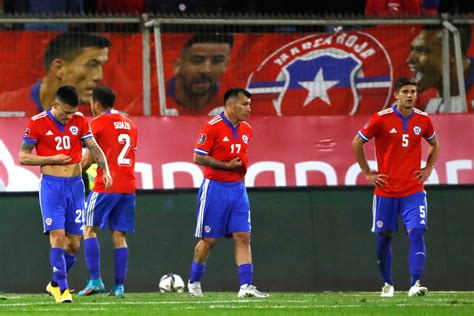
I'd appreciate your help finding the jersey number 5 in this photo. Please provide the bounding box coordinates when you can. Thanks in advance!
[402,134,409,147]
[118,134,131,166]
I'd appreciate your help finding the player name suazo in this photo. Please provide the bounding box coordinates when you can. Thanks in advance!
[114,121,131,130]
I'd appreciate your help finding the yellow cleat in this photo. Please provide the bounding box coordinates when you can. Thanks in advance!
[59,288,72,303]
[46,282,72,303]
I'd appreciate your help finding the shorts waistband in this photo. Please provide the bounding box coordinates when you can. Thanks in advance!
[206,179,244,187]
[41,174,82,182]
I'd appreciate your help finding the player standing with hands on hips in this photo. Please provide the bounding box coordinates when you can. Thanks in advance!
[19,85,112,303]
[352,77,440,297]
[187,88,269,298]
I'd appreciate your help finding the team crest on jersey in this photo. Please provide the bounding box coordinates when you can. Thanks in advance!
[413,126,421,135]
[242,135,249,144]
[246,31,393,115]
[45,218,52,226]
[198,133,207,145]
[376,220,384,228]
[69,126,79,136]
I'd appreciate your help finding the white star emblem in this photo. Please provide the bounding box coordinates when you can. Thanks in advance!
[299,69,339,106]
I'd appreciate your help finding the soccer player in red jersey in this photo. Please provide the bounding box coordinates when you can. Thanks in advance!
[19,85,112,303]
[187,88,269,298]
[78,86,137,298]
[352,77,440,297]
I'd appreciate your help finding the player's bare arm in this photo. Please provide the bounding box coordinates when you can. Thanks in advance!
[414,137,440,183]
[19,141,72,166]
[83,137,113,189]
[194,153,242,170]
[352,135,388,187]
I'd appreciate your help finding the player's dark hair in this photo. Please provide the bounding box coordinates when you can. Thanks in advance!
[224,88,251,105]
[186,32,234,48]
[423,24,472,56]
[44,32,112,71]
[394,77,417,92]
[56,85,80,107]
[92,86,116,109]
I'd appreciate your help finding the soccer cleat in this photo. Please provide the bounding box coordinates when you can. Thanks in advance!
[237,284,270,298]
[46,281,60,299]
[78,279,106,296]
[46,282,72,303]
[187,280,203,297]
[58,288,73,303]
[108,284,125,298]
[408,280,428,297]
[380,282,395,297]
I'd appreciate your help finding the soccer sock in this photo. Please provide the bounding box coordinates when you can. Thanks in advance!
[189,261,206,283]
[114,247,129,285]
[84,237,101,280]
[376,235,393,285]
[238,263,253,286]
[408,228,426,286]
[64,253,77,273]
[50,248,68,291]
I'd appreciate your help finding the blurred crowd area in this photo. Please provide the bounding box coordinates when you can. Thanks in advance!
[0,0,473,16]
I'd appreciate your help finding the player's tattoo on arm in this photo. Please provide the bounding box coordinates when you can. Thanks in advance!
[83,137,110,174]
[20,141,35,153]
[195,154,230,170]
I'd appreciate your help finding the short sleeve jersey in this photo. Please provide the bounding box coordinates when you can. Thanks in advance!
[358,105,435,197]
[90,111,137,193]
[23,110,93,164]
[194,113,252,182]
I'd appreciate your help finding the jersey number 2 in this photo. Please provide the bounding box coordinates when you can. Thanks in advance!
[118,134,131,166]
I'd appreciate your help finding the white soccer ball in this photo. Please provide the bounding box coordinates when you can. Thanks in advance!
[159,273,185,293]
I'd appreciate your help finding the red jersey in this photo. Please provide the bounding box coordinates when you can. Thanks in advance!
[194,113,252,182]
[23,110,92,164]
[90,111,137,193]
[358,106,435,197]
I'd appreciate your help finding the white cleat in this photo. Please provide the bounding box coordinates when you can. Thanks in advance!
[187,280,203,297]
[408,280,428,297]
[380,282,394,297]
[237,284,269,298]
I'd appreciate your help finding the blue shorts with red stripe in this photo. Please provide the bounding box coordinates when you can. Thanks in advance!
[39,174,85,235]
[372,191,428,233]
[194,179,251,238]
[85,192,136,232]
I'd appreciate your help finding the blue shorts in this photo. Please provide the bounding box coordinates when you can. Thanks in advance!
[194,179,251,238]
[372,191,428,233]
[85,192,136,232]
[39,174,85,235]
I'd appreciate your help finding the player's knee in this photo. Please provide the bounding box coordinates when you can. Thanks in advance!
[49,230,67,247]
[83,226,98,238]
[233,232,251,245]
[408,228,424,242]
[201,237,217,249]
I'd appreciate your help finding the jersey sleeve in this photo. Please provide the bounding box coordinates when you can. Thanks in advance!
[194,123,214,155]
[358,113,380,142]
[22,118,39,145]
[79,116,93,141]
[423,116,436,140]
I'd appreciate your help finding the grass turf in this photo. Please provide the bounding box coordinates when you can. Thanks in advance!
[0,291,473,315]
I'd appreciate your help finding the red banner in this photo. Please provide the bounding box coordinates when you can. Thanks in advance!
[1,26,473,116]
[0,115,472,191]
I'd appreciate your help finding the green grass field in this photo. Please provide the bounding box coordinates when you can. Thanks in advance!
[1,291,473,315]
